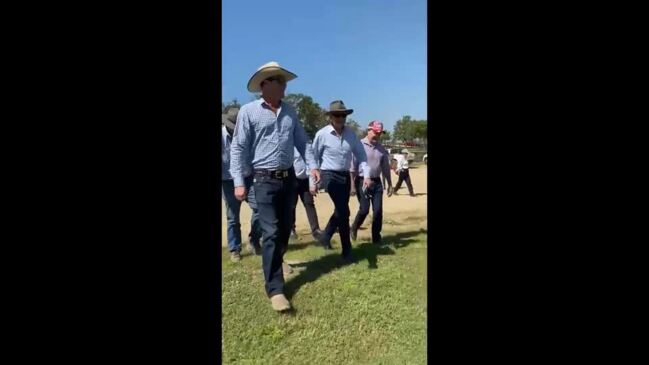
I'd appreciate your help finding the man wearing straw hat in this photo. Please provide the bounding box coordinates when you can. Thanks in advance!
[393,148,415,197]
[311,100,370,263]
[349,120,393,245]
[222,107,262,262]
[230,61,320,312]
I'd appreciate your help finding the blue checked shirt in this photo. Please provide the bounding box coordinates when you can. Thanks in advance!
[312,124,370,177]
[230,99,317,187]
[293,146,316,187]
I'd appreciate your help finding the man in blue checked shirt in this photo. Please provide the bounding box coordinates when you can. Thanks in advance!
[230,61,320,312]
[311,100,371,263]
[221,107,262,262]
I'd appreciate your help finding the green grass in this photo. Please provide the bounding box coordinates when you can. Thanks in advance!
[222,228,427,364]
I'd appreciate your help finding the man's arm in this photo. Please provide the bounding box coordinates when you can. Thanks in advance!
[381,150,392,187]
[230,109,251,188]
[351,135,370,179]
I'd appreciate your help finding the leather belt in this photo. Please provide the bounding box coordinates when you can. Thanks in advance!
[254,168,293,179]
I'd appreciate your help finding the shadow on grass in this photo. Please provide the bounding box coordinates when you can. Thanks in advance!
[284,243,397,299]
[283,228,427,299]
[286,241,315,252]
[383,228,427,249]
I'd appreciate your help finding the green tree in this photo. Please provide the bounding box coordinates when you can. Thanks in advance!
[346,118,364,139]
[393,116,427,143]
[222,98,241,113]
[282,93,329,139]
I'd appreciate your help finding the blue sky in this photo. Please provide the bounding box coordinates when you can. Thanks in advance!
[222,0,427,133]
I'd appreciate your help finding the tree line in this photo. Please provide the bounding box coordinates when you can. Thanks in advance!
[222,93,426,143]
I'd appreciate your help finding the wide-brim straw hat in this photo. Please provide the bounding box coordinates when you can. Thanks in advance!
[324,100,354,115]
[247,61,297,93]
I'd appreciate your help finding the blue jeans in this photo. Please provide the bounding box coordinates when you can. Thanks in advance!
[222,177,261,253]
[253,170,297,297]
[321,170,352,255]
[351,177,384,243]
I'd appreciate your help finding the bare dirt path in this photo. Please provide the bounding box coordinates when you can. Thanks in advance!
[221,164,428,246]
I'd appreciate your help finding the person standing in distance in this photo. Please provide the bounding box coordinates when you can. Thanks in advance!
[393,148,415,197]
[349,120,393,245]
[221,107,262,262]
[311,100,370,263]
[229,61,320,312]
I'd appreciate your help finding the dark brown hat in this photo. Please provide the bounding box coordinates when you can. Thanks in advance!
[325,100,354,115]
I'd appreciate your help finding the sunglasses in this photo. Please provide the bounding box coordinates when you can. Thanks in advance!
[265,76,286,84]
[331,114,347,118]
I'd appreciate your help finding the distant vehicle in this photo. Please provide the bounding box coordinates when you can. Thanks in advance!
[422,154,428,164]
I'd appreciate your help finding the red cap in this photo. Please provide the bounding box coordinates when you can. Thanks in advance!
[368,120,384,133]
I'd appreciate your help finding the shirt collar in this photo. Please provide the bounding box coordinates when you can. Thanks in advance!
[361,137,379,148]
[325,124,346,135]
[259,98,282,109]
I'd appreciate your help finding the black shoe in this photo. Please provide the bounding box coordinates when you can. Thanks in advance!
[341,252,355,264]
[318,234,333,250]
[312,229,323,241]
[350,226,358,241]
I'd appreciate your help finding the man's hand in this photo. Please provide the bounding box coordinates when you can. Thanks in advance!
[386,185,393,197]
[311,169,321,184]
[363,178,372,190]
[309,186,318,196]
[350,185,356,196]
[234,186,246,201]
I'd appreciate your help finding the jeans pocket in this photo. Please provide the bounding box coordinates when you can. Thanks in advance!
[254,178,279,204]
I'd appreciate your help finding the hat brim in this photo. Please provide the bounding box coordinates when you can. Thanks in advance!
[247,67,297,92]
[325,109,354,115]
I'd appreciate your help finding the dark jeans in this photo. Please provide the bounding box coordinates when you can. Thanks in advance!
[292,178,320,233]
[253,169,296,297]
[351,177,383,243]
[321,170,352,255]
[222,177,261,252]
[394,169,414,195]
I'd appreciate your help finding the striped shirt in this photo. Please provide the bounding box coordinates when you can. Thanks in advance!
[351,137,392,184]
[293,146,316,187]
[230,99,317,187]
[312,124,370,177]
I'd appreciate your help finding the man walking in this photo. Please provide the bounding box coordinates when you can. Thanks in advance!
[221,107,262,262]
[393,149,415,196]
[230,61,319,312]
[291,146,323,242]
[312,100,370,263]
[350,121,393,245]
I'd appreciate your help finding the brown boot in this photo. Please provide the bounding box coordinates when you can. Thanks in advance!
[270,294,291,311]
[230,251,241,262]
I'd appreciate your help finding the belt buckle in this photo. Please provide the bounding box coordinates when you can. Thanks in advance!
[273,170,286,179]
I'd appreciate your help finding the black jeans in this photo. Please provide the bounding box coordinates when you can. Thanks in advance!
[253,169,296,297]
[351,177,383,243]
[321,170,352,255]
[394,169,414,195]
[292,178,320,233]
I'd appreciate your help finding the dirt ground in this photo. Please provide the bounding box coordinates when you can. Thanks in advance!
[221,164,428,246]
